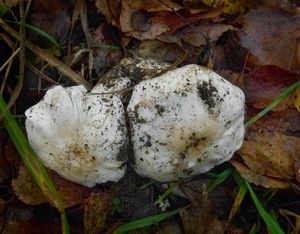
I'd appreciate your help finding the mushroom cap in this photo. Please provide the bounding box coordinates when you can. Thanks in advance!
[127,64,245,182]
[25,85,127,187]
[91,58,171,102]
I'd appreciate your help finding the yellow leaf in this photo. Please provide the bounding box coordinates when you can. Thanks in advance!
[294,86,300,112]
[202,0,243,14]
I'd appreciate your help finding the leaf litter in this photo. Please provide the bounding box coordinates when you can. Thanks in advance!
[0,0,300,233]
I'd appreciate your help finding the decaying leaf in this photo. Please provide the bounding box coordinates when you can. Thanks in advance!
[245,65,300,111]
[154,218,183,234]
[120,0,169,40]
[181,23,236,47]
[239,7,300,71]
[30,0,71,44]
[246,107,300,132]
[1,207,68,234]
[12,165,48,205]
[180,207,225,234]
[231,161,290,189]
[95,0,122,26]
[49,170,92,208]
[236,129,300,188]
[119,0,224,40]
[179,195,242,234]
[91,24,123,77]
[180,177,236,218]
[84,191,116,234]
[202,0,244,14]
[126,0,183,12]
[131,40,186,63]
[12,164,92,208]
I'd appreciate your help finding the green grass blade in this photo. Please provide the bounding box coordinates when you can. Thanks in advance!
[91,44,120,50]
[245,181,285,234]
[5,20,60,48]
[245,79,300,128]
[232,169,244,186]
[154,182,180,205]
[113,209,180,234]
[249,223,257,234]
[138,181,154,190]
[229,181,247,220]
[207,167,234,193]
[0,95,69,234]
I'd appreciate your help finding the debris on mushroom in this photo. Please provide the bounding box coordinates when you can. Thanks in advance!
[91,57,171,102]
[127,64,245,182]
[25,85,128,187]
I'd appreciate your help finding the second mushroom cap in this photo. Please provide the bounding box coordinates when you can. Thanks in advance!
[127,64,245,182]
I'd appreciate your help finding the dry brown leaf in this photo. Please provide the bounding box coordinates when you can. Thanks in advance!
[30,0,71,43]
[120,0,169,40]
[1,207,69,234]
[12,165,48,205]
[127,0,183,12]
[154,218,183,234]
[180,197,242,234]
[84,191,116,234]
[239,7,300,71]
[180,207,225,234]
[91,24,123,77]
[119,0,224,40]
[12,164,92,208]
[237,129,300,187]
[49,170,92,208]
[246,107,300,132]
[95,0,122,26]
[181,23,236,47]
[231,160,290,189]
[244,65,300,111]
[131,40,185,63]
[217,69,244,90]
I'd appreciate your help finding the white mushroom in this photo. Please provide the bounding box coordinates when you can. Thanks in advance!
[127,64,245,182]
[25,85,127,187]
[91,58,171,101]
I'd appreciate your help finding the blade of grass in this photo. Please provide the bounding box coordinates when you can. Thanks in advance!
[154,181,180,205]
[207,167,234,193]
[245,181,285,234]
[113,208,180,234]
[229,181,247,220]
[138,181,154,190]
[245,79,300,128]
[5,20,60,48]
[0,95,69,234]
[249,223,257,234]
